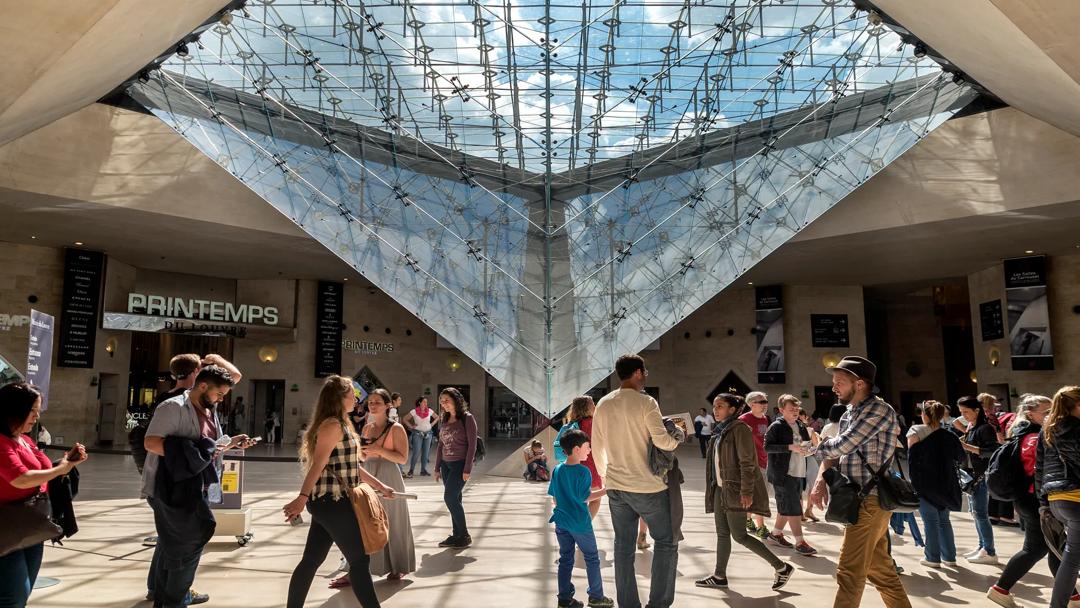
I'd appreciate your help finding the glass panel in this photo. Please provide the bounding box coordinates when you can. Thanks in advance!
[130,1,977,415]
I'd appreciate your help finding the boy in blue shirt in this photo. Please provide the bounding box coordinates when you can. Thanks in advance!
[549,429,613,608]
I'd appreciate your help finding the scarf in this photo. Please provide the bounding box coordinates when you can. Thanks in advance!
[416,405,431,420]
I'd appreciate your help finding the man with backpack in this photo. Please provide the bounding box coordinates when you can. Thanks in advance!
[987,395,1080,607]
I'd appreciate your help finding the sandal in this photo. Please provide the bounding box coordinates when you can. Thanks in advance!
[328,574,351,589]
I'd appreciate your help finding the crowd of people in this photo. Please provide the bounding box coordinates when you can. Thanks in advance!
[7,350,1080,608]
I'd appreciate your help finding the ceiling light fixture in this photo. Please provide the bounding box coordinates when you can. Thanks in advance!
[30,236,36,239]
[74,241,84,246]
[1025,250,1034,254]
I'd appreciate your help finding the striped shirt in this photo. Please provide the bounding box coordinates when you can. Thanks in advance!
[312,421,362,500]
[815,396,900,492]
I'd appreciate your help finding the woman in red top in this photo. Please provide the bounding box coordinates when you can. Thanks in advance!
[0,382,87,607]
[564,396,602,519]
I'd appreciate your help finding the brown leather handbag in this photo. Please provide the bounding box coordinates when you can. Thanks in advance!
[331,469,389,554]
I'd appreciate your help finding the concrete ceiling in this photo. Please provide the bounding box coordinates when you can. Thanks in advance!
[874,0,1080,137]
[0,102,1078,292]
[0,0,227,146]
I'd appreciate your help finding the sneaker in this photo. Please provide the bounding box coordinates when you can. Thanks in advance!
[894,562,904,575]
[772,563,795,591]
[420,471,431,476]
[404,471,413,479]
[745,519,758,533]
[767,533,793,549]
[986,586,1017,608]
[968,549,999,565]
[756,527,770,540]
[446,535,472,549]
[794,541,817,556]
[557,599,584,608]
[142,536,157,547]
[438,535,458,547]
[963,547,983,559]
[942,560,957,567]
[186,589,209,605]
[587,597,614,607]
[695,575,728,589]
[920,559,941,568]
[637,531,651,551]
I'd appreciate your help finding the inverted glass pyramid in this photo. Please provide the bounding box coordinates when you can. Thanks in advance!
[128,0,977,416]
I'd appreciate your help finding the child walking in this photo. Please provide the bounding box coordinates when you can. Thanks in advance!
[549,429,614,608]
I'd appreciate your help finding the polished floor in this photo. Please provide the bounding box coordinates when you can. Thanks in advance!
[29,442,1047,607]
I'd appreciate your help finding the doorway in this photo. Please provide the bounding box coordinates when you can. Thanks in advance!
[813,386,836,420]
[252,380,286,445]
[97,373,121,446]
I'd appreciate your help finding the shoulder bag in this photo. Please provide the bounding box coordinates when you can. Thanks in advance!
[331,468,390,555]
[860,449,920,513]
[0,492,61,557]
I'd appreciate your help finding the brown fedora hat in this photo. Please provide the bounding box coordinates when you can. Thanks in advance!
[826,355,877,386]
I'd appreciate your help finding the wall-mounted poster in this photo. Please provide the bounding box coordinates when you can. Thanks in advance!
[979,300,1005,342]
[314,281,343,377]
[754,285,785,384]
[1004,256,1053,370]
[811,314,849,348]
[58,248,104,368]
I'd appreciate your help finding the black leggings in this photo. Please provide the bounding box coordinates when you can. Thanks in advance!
[998,494,1074,595]
[287,496,381,608]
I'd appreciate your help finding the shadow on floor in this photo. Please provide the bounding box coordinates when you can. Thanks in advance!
[412,549,478,578]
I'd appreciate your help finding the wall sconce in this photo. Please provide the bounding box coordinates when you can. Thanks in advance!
[969,370,978,384]
[821,352,841,369]
[447,355,462,373]
[105,337,118,358]
[989,347,1000,368]
[258,345,279,364]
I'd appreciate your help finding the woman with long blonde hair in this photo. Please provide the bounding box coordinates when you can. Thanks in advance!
[1040,386,1080,608]
[282,376,394,608]
[565,396,603,519]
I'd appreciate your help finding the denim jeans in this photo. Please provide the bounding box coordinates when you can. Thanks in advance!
[148,497,203,608]
[555,525,604,602]
[287,496,380,608]
[917,499,956,563]
[440,459,469,538]
[969,480,996,555]
[0,542,43,608]
[1050,500,1080,608]
[408,431,432,474]
[608,489,678,608]
[890,512,924,547]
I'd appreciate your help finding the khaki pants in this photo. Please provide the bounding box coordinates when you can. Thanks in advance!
[834,495,911,608]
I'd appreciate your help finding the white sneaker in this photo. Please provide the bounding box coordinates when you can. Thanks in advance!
[986,586,1017,608]
[963,547,982,559]
[919,559,941,568]
[968,549,999,565]
[942,560,957,567]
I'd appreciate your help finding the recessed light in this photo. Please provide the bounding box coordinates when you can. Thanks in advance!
[30,236,36,239]
[1025,250,1034,254]
[74,241,84,246]
[343,278,349,281]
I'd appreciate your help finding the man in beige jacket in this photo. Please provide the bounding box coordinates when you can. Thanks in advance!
[593,354,681,608]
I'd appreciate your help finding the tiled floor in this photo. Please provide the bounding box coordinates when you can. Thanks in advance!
[28,444,1048,607]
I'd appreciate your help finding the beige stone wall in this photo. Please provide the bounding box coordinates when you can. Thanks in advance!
[969,254,1080,401]
[883,291,950,405]
[645,284,867,416]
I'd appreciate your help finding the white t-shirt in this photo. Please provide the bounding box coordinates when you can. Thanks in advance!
[694,414,716,436]
[388,407,399,423]
[906,423,933,443]
[409,409,434,433]
[821,422,840,440]
[787,421,807,478]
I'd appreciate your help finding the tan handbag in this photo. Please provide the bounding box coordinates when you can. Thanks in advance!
[331,469,389,554]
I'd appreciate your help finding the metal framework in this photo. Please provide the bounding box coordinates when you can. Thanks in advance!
[129,0,978,415]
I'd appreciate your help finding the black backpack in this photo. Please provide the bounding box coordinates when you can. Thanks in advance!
[986,435,1027,501]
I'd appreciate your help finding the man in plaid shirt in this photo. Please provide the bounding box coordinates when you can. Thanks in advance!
[810,356,911,608]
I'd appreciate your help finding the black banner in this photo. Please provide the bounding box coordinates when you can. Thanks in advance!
[979,300,1004,342]
[314,281,344,377]
[811,314,849,348]
[1004,256,1053,371]
[58,248,104,368]
[754,286,785,384]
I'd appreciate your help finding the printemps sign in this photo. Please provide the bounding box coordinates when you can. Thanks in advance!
[342,338,394,356]
[127,293,280,326]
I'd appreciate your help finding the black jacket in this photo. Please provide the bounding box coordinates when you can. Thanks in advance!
[909,427,964,511]
[963,421,1000,478]
[1038,416,1080,499]
[153,436,218,556]
[764,418,810,485]
[47,465,79,541]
